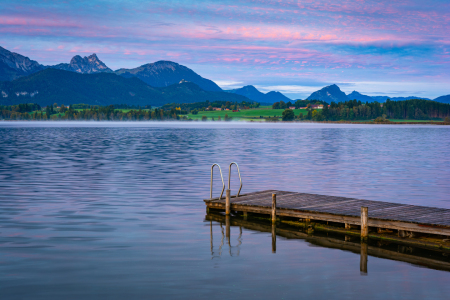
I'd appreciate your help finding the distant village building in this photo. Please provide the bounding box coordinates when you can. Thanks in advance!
[311,104,324,109]
[213,107,221,111]
[289,106,296,109]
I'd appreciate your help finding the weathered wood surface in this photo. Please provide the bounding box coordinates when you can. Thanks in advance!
[271,193,277,224]
[205,190,450,236]
[361,207,368,240]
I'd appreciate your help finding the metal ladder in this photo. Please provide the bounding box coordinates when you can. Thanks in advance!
[210,162,242,200]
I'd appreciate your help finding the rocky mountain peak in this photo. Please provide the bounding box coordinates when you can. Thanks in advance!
[50,53,112,74]
[307,84,349,103]
[0,46,43,78]
[114,60,222,92]
[69,55,83,64]
[67,54,112,74]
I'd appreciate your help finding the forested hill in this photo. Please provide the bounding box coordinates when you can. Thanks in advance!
[115,61,222,92]
[158,81,249,103]
[0,69,250,107]
[319,99,450,121]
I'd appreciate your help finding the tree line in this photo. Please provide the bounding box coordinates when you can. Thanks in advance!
[0,104,186,121]
[272,99,327,109]
[277,99,450,121]
[162,100,259,113]
[1,103,235,121]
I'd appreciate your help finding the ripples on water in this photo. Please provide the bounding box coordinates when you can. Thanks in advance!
[0,122,449,299]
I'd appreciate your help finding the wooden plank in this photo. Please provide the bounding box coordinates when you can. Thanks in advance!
[205,189,450,232]
[205,190,277,202]
[206,202,450,235]
[224,191,295,205]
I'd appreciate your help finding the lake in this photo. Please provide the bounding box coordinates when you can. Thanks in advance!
[0,122,449,299]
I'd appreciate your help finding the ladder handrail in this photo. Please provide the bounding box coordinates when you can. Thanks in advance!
[211,164,225,200]
[228,162,243,197]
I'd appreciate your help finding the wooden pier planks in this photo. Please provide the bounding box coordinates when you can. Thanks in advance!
[204,190,450,236]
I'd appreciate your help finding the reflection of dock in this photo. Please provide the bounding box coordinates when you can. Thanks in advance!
[204,190,450,251]
[206,213,450,273]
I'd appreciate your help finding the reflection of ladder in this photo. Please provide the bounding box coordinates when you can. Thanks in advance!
[210,162,243,200]
[210,220,243,258]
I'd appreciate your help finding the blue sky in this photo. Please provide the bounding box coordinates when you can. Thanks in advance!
[1,0,449,99]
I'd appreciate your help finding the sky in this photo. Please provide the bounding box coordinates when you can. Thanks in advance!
[1,0,449,99]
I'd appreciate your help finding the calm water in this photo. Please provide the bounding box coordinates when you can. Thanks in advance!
[0,122,449,299]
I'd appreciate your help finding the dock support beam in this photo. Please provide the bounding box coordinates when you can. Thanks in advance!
[361,207,368,241]
[272,224,276,253]
[360,241,368,275]
[225,189,231,215]
[272,193,277,224]
[225,215,230,243]
[243,211,248,220]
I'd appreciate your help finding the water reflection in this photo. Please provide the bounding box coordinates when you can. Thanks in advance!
[206,212,450,274]
[210,217,243,258]
[1,123,450,299]
[361,241,368,275]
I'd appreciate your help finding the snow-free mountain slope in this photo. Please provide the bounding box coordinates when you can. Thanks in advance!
[115,61,222,92]
[226,85,291,103]
[307,84,348,103]
[0,46,44,81]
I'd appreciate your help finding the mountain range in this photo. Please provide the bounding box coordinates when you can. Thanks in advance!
[307,84,349,103]
[52,54,113,74]
[225,85,290,103]
[115,61,222,92]
[1,46,449,106]
[306,84,448,104]
[0,46,292,106]
[0,68,249,107]
[0,46,44,81]
[0,46,224,91]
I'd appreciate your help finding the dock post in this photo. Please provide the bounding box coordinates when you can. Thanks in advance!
[243,211,248,220]
[360,241,368,275]
[225,189,231,215]
[225,215,230,243]
[272,193,277,224]
[361,207,368,241]
[272,223,276,253]
[210,220,213,254]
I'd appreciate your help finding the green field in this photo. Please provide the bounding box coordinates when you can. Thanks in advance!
[186,108,309,120]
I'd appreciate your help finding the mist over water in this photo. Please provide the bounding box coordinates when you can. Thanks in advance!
[1,122,450,299]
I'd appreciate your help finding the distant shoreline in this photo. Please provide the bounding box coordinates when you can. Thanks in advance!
[2,119,449,125]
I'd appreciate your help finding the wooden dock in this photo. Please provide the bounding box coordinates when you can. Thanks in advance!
[204,190,450,238]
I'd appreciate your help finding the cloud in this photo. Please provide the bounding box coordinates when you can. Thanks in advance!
[256,85,320,94]
[214,80,244,88]
[0,0,449,97]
